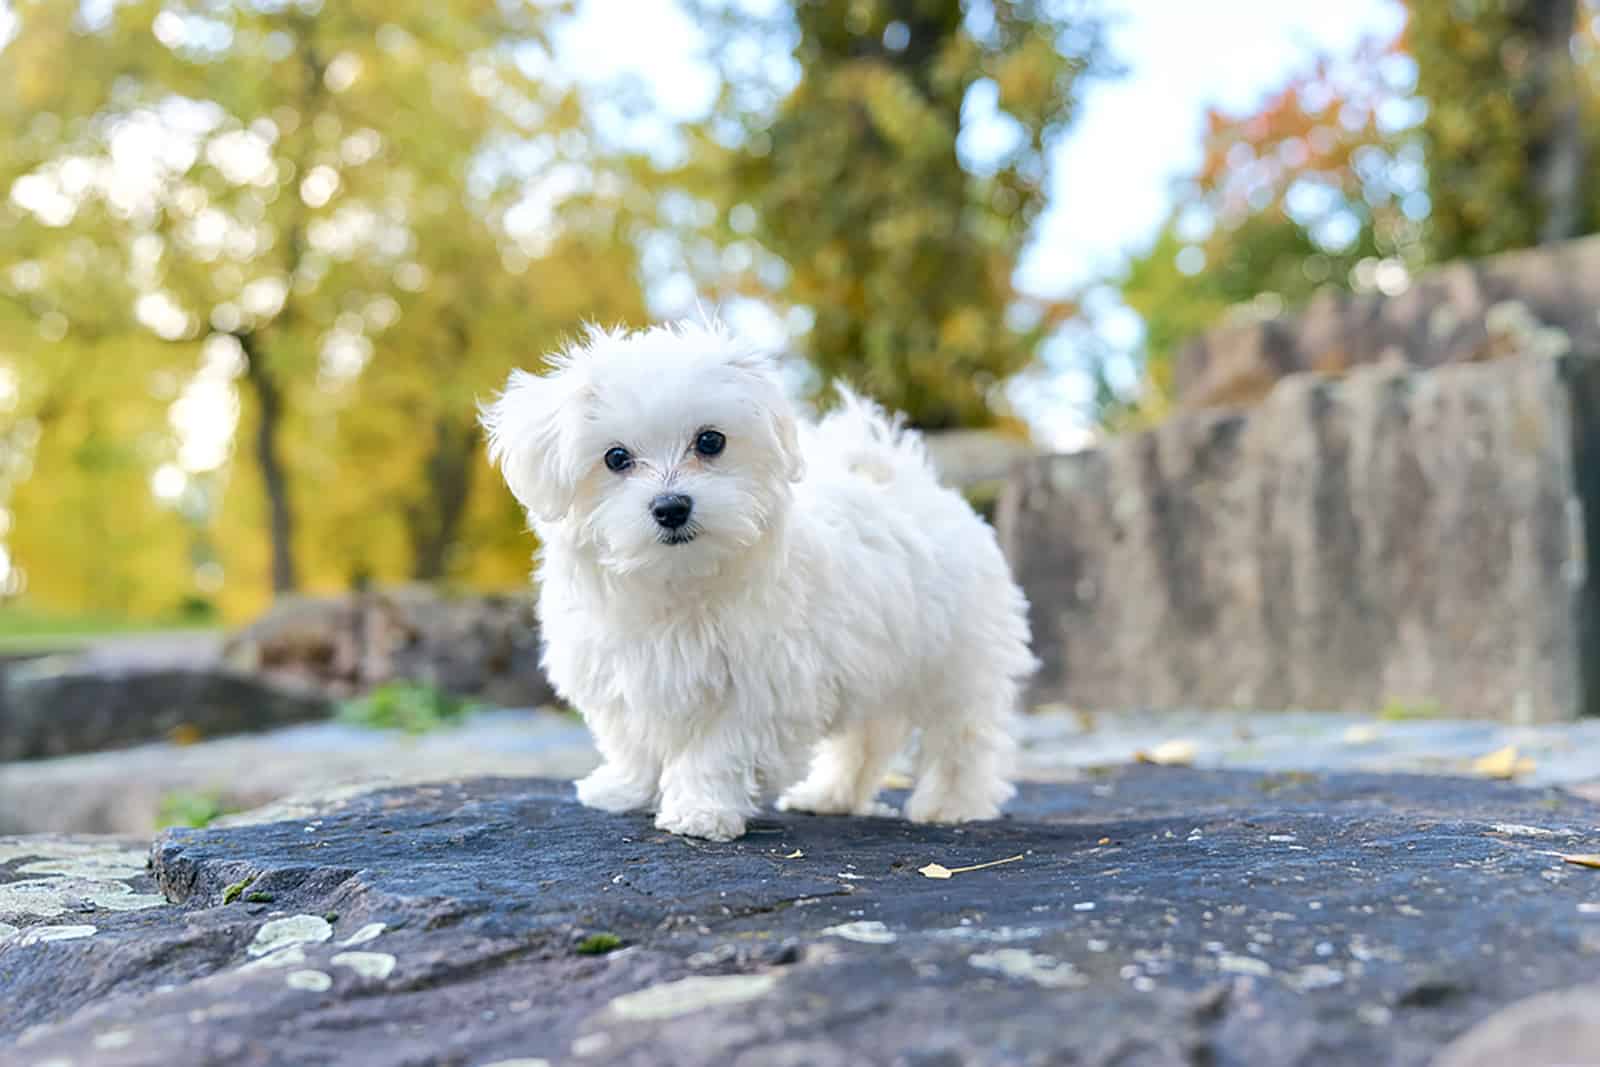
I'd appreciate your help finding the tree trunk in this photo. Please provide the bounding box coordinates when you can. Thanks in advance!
[408,415,481,582]
[1517,0,1585,243]
[237,333,299,594]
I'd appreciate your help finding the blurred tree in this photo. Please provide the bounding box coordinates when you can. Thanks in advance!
[691,0,1103,430]
[1409,0,1587,259]
[0,0,647,617]
[1109,2,1599,427]
[1111,41,1415,426]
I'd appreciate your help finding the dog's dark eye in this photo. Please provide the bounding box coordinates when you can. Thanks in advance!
[603,446,633,473]
[694,430,726,458]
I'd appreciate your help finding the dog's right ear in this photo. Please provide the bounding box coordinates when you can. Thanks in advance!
[480,361,587,524]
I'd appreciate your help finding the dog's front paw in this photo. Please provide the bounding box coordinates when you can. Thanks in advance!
[904,794,1002,825]
[576,764,656,813]
[775,781,852,816]
[655,807,746,842]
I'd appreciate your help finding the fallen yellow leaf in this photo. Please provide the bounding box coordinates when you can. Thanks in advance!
[1342,724,1380,745]
[917,854,1024,880]
[1561,854,1600,869]
[880,772,914,790]
[167,724,203,746]
[1134,740,1197,767]
[783,849,804,860]
[1472,746,1535,780]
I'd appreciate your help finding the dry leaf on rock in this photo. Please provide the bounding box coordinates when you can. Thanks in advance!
[918,854,1024,880]
[1134,740,1197,767]
[1472,746,1535,780]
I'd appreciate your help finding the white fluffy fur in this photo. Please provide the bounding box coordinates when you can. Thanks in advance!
[482,318,1036,841]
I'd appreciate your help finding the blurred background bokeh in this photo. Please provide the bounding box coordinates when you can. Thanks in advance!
[0,0,1591,627]
[11,0,1600,838]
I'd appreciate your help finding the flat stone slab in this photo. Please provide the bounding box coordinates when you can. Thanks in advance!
[0,708,599,835]
[4,769,1600,1065]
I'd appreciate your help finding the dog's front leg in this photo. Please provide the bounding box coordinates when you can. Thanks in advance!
[574,707,660,813]
[654,734,758,843]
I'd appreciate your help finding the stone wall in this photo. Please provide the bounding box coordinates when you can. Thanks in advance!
[1175,234,1600,411]
[998,352,1600,722]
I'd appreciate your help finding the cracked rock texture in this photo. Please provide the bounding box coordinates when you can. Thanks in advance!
[1000,353,1600,722]
[3,769,1600,1066]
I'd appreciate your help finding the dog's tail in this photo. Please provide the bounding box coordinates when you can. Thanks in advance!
[814,383,935,487]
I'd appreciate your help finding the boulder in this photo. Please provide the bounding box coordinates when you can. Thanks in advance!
[3,768,1599,1065]
[1175,233,1600,410]
[222,586,555,708]
[0,651,331,762]
[999,352,1600,721]
[922,428,1038,488]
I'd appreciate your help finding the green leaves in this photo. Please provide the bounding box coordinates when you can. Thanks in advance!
[337,681,477,735]
[0,0,647,617]
[699,0,1104,431]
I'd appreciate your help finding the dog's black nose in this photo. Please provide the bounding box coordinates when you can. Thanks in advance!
[651,493,693,530]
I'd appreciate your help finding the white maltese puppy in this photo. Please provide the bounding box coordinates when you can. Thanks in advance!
[482,319,1035,841]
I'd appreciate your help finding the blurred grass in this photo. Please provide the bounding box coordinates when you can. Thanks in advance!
[158,790,239,830]
[338,681,478,734]
[0,608,218,652]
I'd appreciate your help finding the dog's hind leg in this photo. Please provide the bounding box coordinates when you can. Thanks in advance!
[777,715,909,818]
[905,687,1017,825]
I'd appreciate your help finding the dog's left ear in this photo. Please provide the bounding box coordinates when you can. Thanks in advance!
[729,349,805,483]
[480,361,589,523]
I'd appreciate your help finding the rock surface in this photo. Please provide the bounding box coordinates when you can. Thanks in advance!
[1000,352,1600,722]
[10,702,1600,838]
[0,647,331,762]
[222,586,555,707]
[1174,232,1600,411]
[4,768,1600,1065]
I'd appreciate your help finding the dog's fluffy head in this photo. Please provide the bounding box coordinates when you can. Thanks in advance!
[482,319,803,575]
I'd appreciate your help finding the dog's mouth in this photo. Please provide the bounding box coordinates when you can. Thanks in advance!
[657,526,699,546]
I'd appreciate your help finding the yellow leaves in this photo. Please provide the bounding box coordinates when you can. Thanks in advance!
[1472,746,1535,780]
[1560,854,1600,870]
[918,855,1023,880]
[992,34,1065,117]
[937,308,987,353]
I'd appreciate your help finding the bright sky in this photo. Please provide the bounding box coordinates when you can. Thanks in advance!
[558,0,1407,446]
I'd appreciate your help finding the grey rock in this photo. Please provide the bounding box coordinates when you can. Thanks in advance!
[922,428,1038,488]
[1175,232,1600,411]
[0,653,331,762]
[222,585,554,707]
[4,769,1600,1065]
[999,353,1599,721]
